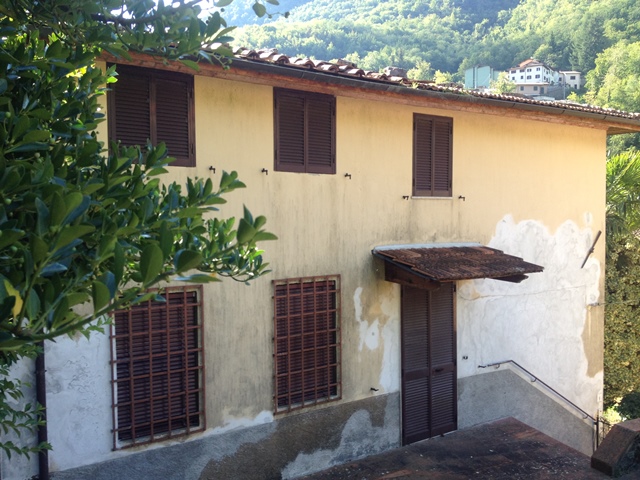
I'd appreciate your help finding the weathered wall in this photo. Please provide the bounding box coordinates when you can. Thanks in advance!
[1,66,606,479]
[458,368,596,455]
[46,394,399,480]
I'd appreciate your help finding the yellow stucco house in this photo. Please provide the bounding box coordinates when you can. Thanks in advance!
[6,48,640,480]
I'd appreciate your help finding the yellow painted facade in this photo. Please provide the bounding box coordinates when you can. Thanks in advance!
[117,72,605,430]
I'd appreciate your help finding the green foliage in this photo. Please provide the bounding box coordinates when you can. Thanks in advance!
[233,0,640,83]
[490,72,517,93]
[604,235,640,408]
[0,357,50,459]
[0,0,276,458]
[606,151,640,238]
[585,41,640,112]
[604,151,640,408]
[618,390,640,420]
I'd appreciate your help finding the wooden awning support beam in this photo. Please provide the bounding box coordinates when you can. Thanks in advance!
[384,262,441,290]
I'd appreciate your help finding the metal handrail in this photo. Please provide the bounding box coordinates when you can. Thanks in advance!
[478,360,596,423]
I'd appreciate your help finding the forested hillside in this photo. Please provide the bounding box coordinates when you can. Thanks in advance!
[230,0,640,112]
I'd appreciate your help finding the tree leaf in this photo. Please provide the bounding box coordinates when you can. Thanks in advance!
[3,280,23,319]
[54,225,95,251]
[35,198,50,235]
[236,218,256,244]
[140,244,164,285]
[175,249,203,273]
[252,231,278,242]
[252,3,267,17]
[92,281,110,311]
[30,236,49,264]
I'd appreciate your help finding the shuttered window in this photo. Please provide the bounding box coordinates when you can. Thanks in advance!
[273,276,341,412]
[413,114,453,197]
[108,64,195,167]
[274,89,336,174]
[110,286,205,449]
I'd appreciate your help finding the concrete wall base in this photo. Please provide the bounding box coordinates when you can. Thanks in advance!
[51,393,400,480]
[458,369,596,455]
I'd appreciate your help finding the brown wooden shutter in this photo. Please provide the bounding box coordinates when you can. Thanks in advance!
[432,119,452,197]
[155,74,194,167]
[401,286,431,444]
[429,283,457,436]
[111,287,204,448]
[109,64,195,167]
[401,283,457,445]
[275,91,306,172]
[111,67,152,148]
[274,89,335,174]
[273,276,341,412]
[413,114,453,197]
[413,116,433,196]
[306,95,335,174]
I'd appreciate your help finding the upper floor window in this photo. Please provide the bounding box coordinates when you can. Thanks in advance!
[536,67,541,71]
[413,114,452,197]
[108,64,195,167]
[570,75,576,80]
[274,88,336,174]
[527,75,532,79]
[110,286,205,448]
[535,74,540,79]
[273,276,341,413]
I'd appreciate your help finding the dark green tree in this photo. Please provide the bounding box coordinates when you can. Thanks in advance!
[605,151,640,408]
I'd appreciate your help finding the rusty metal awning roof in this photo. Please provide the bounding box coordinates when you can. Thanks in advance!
[372,243,544,288]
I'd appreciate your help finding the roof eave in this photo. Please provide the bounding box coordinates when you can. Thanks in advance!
[227,57,640,135]
[99,52,640,135]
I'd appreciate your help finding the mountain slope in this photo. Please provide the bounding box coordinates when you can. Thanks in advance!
[230,0,640,78]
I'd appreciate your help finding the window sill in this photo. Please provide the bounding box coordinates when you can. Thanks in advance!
[411,196,454,200]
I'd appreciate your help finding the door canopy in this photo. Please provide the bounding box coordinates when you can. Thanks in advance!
[372,243,544,289]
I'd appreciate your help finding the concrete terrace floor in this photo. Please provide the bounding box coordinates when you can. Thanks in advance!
[300,417,640,480]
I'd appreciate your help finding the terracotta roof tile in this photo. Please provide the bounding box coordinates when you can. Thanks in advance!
[223,47,640,122]
[372,244,544,283]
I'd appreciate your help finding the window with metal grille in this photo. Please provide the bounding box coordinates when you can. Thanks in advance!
[413,114,453,197]
[274,88,336,174]
[110,286,205,448]
[273,276,341,412]
[108,64,195,167]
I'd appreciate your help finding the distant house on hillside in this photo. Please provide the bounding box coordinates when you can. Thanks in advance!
[508,58,582,99]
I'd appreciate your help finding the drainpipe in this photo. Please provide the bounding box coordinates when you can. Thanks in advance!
[35,342,48,480]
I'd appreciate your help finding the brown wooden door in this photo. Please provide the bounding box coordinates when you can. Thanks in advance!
[401,283,456,445]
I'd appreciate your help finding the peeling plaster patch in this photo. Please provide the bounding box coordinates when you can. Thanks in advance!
[281,398,398,479]
[457,215,602,414]
[210,410,274,435]
[379,320,400,393]
[353,287,380,351]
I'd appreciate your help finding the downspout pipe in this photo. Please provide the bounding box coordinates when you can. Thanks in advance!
[35,342,48,480]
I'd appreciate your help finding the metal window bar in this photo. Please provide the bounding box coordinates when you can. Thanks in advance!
[273,275,341,413]
[110,286,205,450]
